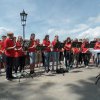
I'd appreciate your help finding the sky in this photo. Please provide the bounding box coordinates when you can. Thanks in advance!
[0,0,100,42]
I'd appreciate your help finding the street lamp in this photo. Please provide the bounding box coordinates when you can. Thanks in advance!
[20,10,28,39]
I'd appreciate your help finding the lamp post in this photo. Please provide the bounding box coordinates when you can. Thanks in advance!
[20,10,28,39]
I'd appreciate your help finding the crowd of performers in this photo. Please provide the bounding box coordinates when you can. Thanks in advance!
[0,32,100,81]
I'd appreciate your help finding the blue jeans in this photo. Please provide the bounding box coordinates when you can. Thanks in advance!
[29,52,35,64]
[52,52,59,70]
[43,52,50,72]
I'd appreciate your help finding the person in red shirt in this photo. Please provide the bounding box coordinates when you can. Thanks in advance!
[72,38,81,68]
[94,38,100,66]
[28,33,36,74]
[0,40,3,73]
[81,39,90,68]
[51,35,60,71]
[64,37,72,70]
[35,39,42,67]
[42,35,51,73]
[4,32,16,80]
[94,39,100,49]
[14,36,25,75]
[0,35,7,72]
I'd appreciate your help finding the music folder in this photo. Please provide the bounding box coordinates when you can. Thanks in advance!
[84,43,90,48]
[72,42,82,48]
[36,45,47,51]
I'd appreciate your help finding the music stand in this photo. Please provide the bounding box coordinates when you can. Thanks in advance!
[35,45,47,76]
[16,40,33,82]
[54,42,66,76]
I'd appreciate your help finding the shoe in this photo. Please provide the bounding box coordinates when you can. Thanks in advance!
[30,70,34,74]
[11,76,17,79]
[6,78,12,81]
[86,66,89,68]
[47,69,50,73]
[13,73,17,78]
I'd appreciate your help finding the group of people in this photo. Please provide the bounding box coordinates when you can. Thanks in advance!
[0,32,100,81]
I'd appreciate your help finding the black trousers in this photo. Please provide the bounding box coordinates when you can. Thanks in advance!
[64,51,73,68]
[82,53,91,66]
[5,56,14,79]
[79,52,83,64]
[14,56,25,73]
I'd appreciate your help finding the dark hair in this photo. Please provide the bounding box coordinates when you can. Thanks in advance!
[31,33,35,37]
[65,37,71,43]
[44,35,49,40]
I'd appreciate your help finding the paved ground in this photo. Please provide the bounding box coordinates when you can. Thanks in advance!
[0,66,100,100]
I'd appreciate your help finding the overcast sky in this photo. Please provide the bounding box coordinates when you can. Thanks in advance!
[0,0,100,41]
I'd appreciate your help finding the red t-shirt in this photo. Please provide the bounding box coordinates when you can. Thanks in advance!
[0,41,3,54]
[64,43,71,51]
[52,40,59,52]
[72,47,80,54]
[15,41,25,57]
[81,42,89,53]
[1,41,5,52]
[28,40,36,52]
[4,38,15,57]
[94,42,100,50]
[42,40,51,52]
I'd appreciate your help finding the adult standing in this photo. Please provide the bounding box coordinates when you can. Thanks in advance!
[14,36,25,75]
[51,35,60,71]
[4,32,15,80]
[28,33,36,74]
[42,35,51,73]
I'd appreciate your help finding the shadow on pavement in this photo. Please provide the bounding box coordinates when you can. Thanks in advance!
[65,77,100,100]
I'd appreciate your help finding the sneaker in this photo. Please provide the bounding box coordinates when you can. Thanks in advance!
[6,78,12,81]
[86,66,89,68]
[13,73,17,78]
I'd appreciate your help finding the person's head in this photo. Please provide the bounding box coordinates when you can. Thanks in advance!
[74,38,78,42]
[13,37,16,42]
[54,35,59,41]
[66,37,71,43]
[86,38,89,42]
[30,33,35,40]
[18,36,23,42]
[79,39,82,42]
[94,38,98,41]
[2,35,6,41]
[7,32,14,39]
[44,35,49,41]
[83,38,86,43]
[36,39,40,44]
